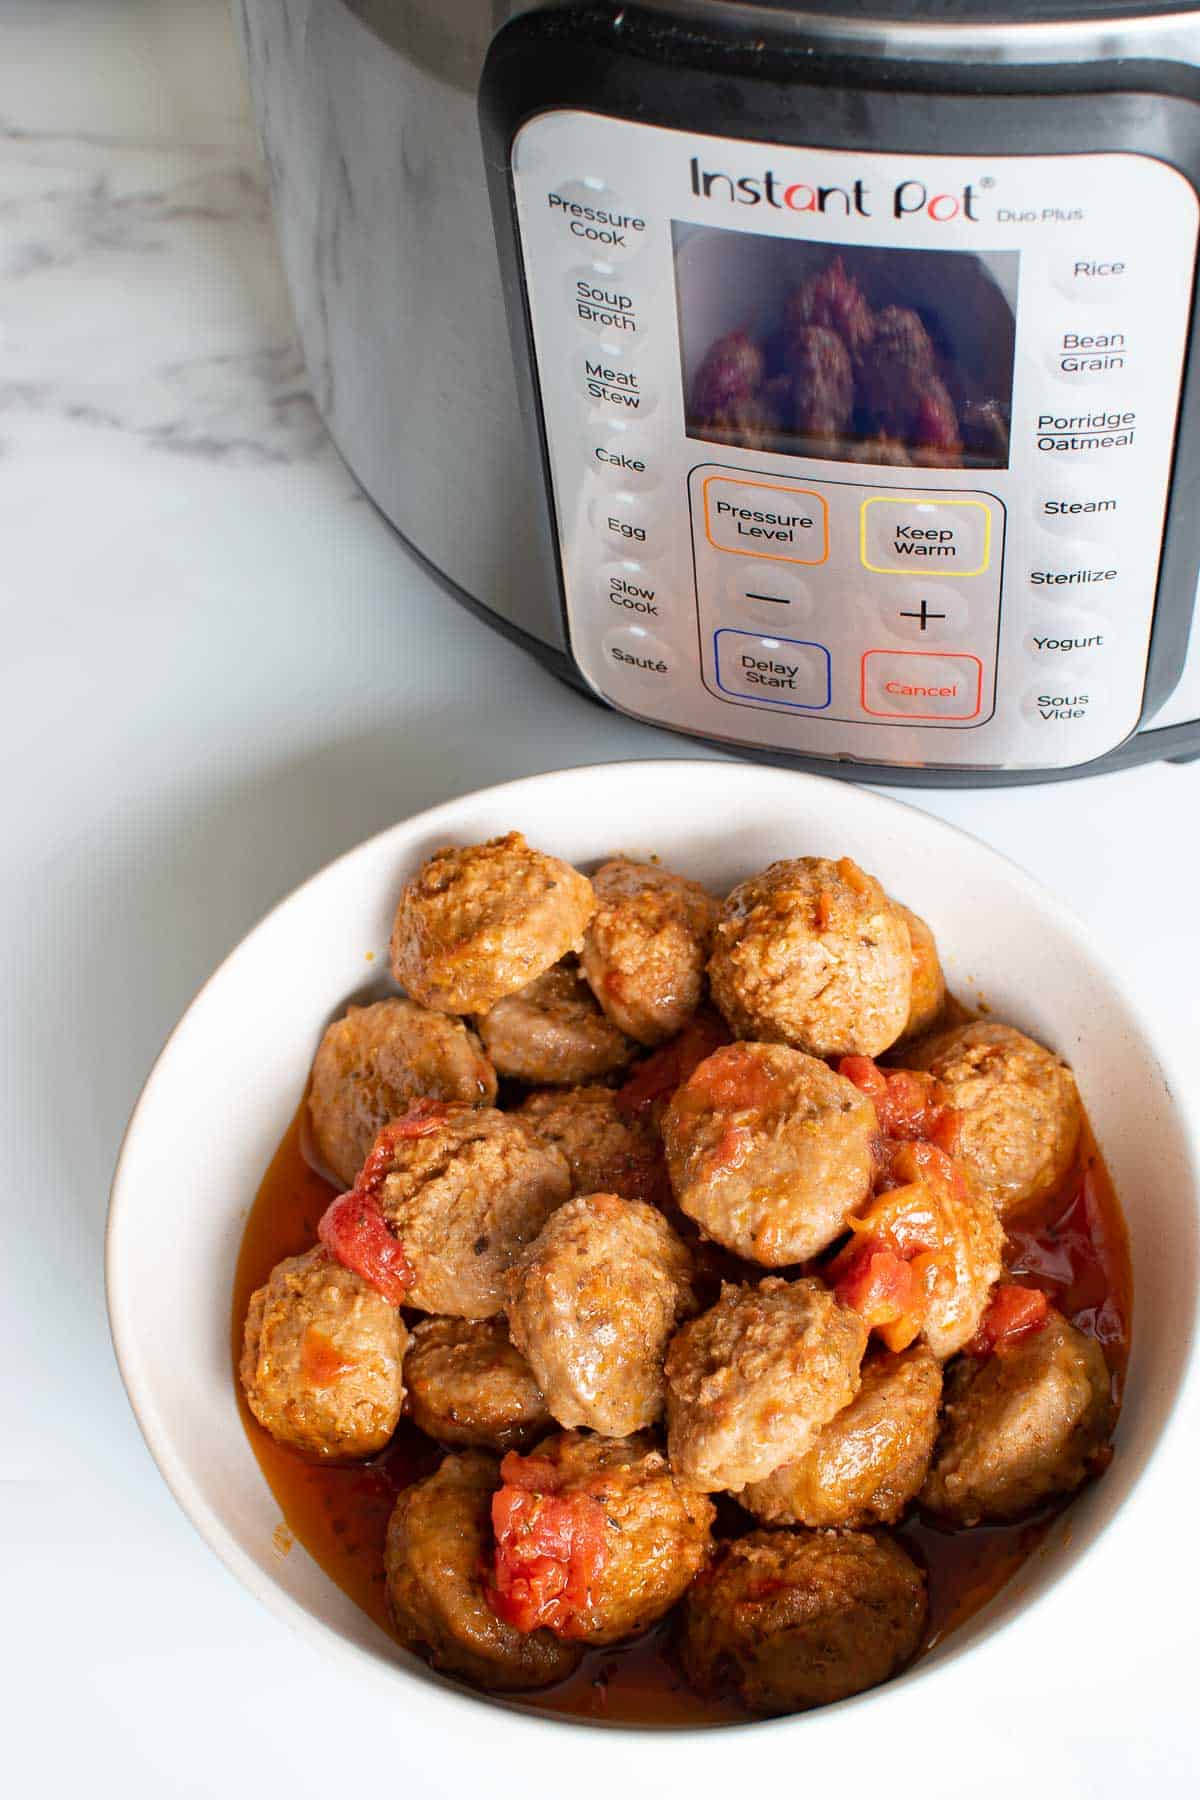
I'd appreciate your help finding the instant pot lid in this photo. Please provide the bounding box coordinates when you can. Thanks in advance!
[714,0,1196,17]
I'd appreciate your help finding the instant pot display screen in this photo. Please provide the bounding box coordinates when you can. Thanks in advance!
[673,224,1019,470]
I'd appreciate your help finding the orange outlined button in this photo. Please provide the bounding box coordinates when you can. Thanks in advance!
[861,649,983,721]
[702,475,829,566]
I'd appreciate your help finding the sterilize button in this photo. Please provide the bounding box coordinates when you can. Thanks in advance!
[861,650,983,721]
[713,630,831,711]
[545,180,648,263]
[601,625,674,681]
[861,497,992,577]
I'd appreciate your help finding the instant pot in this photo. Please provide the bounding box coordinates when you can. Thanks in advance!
[236,0,1200,783]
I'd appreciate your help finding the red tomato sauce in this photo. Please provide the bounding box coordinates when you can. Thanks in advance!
[233,1080,1130,1726]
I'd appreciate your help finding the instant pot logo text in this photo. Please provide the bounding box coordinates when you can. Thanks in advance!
[688,156,980,223]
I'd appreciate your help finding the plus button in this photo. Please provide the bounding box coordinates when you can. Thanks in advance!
[899,599,947,632]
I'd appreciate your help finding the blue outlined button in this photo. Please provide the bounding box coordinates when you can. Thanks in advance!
[713,629,831,710]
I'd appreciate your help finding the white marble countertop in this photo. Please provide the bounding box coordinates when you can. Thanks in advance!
[4,2,1199,1793]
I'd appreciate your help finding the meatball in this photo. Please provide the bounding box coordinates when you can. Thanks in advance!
[895,905,945,1041]
[518,1084,664,1203]
[783,324,854,444]
[742,1346,942,1528]
[662,1042,877,1265]
[307,998,497,1188]
[695,389,784,453]
[581,858,718,1046]
[906,1021,1081,1219]
[490,1432,715,1645]
[691,329,766,418]
[370,1104,570,1317]
[389,832,595,1016]
[240,1247,409,1460]
[845,1140,1005,1359]
[709,855,912,1058]
[403,1317,550,1452]
[473,961,635,1085]
[665,1277,868,1493]
[784,257,875,358]
[384,1451,582,1691]
[506,1192,695,1436]
[682,1529,926,1715]
[922,1309,1113,1524]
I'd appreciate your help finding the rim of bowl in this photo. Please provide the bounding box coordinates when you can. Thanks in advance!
[105,757,1200,1744]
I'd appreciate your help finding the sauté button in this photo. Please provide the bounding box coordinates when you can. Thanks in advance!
[601,624,674,680]
[702,475,829,566]
[861,497,992,577]
[861,650,983,721]
[713,629,831,710]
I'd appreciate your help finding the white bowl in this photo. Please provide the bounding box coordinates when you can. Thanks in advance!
[107,760,1200,1739]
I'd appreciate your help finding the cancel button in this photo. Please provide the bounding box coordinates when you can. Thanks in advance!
[861,650,983,721]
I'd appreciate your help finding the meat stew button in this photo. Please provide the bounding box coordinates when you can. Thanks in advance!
[861,649,983,721]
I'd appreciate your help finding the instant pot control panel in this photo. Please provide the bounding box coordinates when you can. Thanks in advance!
[509,114,1198,771]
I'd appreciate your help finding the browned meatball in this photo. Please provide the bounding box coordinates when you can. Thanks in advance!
[505,1192,696,1436]
[742,1346,942,1527]
[665,1278,867,1493]
[240,1247,409,1459]
[662,1042,877,1265]
[709,856,912,1058]
[492,1432,715,1645]
[581,859,718,1046]
[784,325,854,444]
[907,1021,1081,1219]
[403,1317,550,1452]
[682,1529,926,1714]
[473,961,635,1084]
[384,1451,582,1691]
[849,1141,1004,1359]
[691,329,766,418]
[371,1104,570,1317]
[895,905,946,1042]
[922,1310,1113,1524]
[518,1084,664,1203]
[390,832,595,1016]
[784,257,875,358]
[308,998,497,1188]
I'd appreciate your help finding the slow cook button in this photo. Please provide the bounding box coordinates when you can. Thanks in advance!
[546,181,648,260]
[599,562,662,618]
[601,625,674,681]
[713,629,831,710]
[860,497,992,577]
[861,650,984,721]
[1022,674,1108,724]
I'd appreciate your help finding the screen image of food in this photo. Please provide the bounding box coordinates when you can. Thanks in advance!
[674,226,1018,470]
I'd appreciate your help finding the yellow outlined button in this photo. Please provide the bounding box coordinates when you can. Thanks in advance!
[703,475,830,567]
[860,496,992,578]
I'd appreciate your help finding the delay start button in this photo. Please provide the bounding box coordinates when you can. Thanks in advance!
[860,497,993,577]
[861,650,984,722]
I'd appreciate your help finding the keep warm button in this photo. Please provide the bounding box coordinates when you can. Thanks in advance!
[861,497,992,577]
[861,650,983,722]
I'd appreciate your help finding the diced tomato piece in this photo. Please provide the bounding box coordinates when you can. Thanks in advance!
[838,1057,958,1148]
[834,1238,920,1331]
[353,1099,453,1193]
[616,1013,730,1122]
[317,1189,412,1305]
[969,1283,1050,1356]
[488,1478,608,1638]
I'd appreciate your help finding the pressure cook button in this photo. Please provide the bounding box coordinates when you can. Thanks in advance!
[546,181,648,261]
[860,650,983,721]
[860,497,992,577]
[713,629,831,710]
[1050,256,1130,304]
[601,625,674,681]
[1022,675,1108,724]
